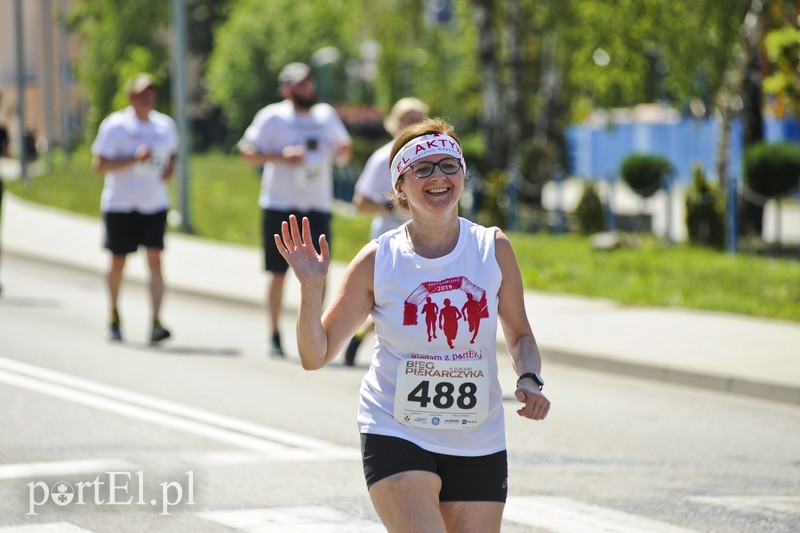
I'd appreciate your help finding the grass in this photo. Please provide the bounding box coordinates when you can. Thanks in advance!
[6,150,800,322]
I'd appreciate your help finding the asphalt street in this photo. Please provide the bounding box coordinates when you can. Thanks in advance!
[0,254,798,532]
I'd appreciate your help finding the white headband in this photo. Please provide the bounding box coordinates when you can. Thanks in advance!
[390,133,465,189]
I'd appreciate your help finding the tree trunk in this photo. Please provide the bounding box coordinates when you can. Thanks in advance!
[471,0,506,172]
[505,0,523,173]
[715,103,732,192]
[739,0,765,235]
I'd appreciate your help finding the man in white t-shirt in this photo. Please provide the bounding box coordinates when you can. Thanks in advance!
[238,62,351,356]
[91,74,178,344]
[343,97,428,366]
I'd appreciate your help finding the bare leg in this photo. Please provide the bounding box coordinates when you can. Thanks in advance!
[368,471,446,533]
[145,248,164,321]
[268,272,286,335]
[441,501,504,533]
[107,254,127,314]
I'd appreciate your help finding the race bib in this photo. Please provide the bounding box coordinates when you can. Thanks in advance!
[299,163,326,187]
[394,359,489,430]
[135,150,170,175]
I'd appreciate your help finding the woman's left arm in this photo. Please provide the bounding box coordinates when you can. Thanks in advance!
[495,231,551,421]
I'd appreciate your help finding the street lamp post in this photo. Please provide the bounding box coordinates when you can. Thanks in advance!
[14,0,28,184]
[171,0,192,233]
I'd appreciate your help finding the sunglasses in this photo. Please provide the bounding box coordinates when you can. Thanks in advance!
[406,157,463,178]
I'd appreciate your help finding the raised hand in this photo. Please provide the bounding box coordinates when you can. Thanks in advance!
[274,215,329,287]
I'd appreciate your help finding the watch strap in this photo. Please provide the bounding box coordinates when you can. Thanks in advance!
[516,372,544,390]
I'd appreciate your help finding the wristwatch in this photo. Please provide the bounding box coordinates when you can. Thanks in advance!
[516,372,544,390]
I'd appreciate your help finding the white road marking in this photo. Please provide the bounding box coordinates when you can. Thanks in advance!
[198,507,383,533]
[504,496,700,533]
[0,357,358,461]
[0,458,139,481]
[0,524,94,532]
[179,450,335,467]
[690,495,800,515]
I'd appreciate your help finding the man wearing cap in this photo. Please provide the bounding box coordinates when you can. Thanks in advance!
[91,73,178,344]
[343,97,428,365]
[239,62,351,356]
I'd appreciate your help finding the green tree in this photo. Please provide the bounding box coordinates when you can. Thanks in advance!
[620,154,673,200]
[555,0,750,116]
[572,181,604,235]
[685,164,725,249]
[205,0,481,142]
[205,0,360,138]
[368,1,480,127]
[66,0,170,138]
[763,25,800,118]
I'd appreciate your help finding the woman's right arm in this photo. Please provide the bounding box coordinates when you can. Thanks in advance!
[275,215,375,370]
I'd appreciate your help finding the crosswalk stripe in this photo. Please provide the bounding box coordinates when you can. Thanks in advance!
[7,496,790,532]
[0,368,293,455]
[689,495,800,515]
[0,458,139,481]
[197,507,383,533]
[504,496,700,533]
[0,357,358,461]
[0,357,350,452]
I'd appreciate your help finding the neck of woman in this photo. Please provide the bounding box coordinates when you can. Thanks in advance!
[405,214,460,259]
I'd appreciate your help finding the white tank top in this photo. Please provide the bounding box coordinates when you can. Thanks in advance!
[358,217,506,456]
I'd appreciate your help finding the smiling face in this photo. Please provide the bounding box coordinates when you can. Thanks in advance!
[389,117,465,213]
[396,153,465,215]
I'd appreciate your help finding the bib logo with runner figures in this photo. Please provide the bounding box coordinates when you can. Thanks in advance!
[403,276,489,348]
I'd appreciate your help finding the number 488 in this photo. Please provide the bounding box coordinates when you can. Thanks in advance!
[407,381,478,410]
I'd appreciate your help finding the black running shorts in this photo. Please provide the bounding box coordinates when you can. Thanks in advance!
[360,433,508,502]
[262,208,331,273]
[103,210,167,255]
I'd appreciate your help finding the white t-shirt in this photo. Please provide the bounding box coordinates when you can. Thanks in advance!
[239,100,351,212]
[354,140,410,239]
[91,107,178,214]
[358,217,506,456]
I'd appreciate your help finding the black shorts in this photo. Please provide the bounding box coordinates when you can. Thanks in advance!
[103,210,167,255]
[360,433,508,502]
[262,208,331,273]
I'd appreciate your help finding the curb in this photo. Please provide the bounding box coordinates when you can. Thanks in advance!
[542,348,800,406]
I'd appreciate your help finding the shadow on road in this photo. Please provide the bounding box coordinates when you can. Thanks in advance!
[0,296,61,308]
[120,342,241,357]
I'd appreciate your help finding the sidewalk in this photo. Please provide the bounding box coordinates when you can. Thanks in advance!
[3,194,799,406]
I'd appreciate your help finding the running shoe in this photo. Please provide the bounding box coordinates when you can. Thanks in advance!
[150,320,171,344]
[108,312,123,342]
[270,332,284,357]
